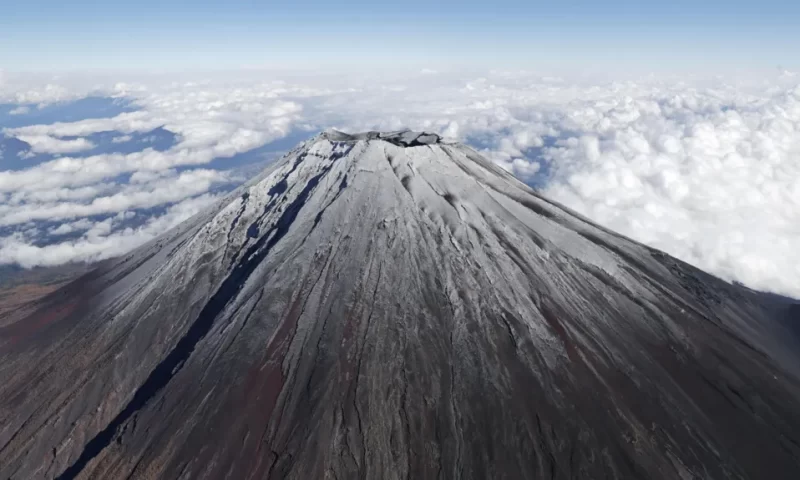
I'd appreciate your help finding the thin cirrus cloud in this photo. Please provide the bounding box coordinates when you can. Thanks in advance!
[0,70,798,299]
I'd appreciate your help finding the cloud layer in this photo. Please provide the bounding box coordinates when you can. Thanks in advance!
[1,70,799,298]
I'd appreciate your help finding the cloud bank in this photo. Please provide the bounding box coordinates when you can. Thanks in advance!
[1,70,798,298]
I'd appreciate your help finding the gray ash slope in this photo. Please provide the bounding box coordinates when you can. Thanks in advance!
[2,130,800,479]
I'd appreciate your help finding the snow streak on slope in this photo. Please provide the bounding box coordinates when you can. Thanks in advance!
[1,130,800,480]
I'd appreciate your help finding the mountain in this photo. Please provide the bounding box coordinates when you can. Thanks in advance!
[2,130,800,479]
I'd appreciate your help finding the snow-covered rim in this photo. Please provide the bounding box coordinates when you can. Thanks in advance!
[321,129,447,147]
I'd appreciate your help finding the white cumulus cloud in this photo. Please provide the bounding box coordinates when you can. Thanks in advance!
[15,134,96,154]
[0,194,220,267]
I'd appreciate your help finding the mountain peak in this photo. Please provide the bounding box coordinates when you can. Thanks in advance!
[2,131,800,480]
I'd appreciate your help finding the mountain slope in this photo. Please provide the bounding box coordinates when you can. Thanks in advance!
[2,130,800,479]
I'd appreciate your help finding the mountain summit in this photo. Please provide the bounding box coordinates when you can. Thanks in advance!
[2,130,800,479]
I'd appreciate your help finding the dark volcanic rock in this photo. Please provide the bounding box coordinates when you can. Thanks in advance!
[2,129,800,479]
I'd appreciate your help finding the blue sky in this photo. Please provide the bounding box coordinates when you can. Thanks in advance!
[2,0,799,72]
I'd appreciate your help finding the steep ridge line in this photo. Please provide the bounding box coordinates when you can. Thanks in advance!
[55,150,344,480]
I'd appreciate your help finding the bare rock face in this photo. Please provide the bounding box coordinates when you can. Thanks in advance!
[2,130,800,479]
